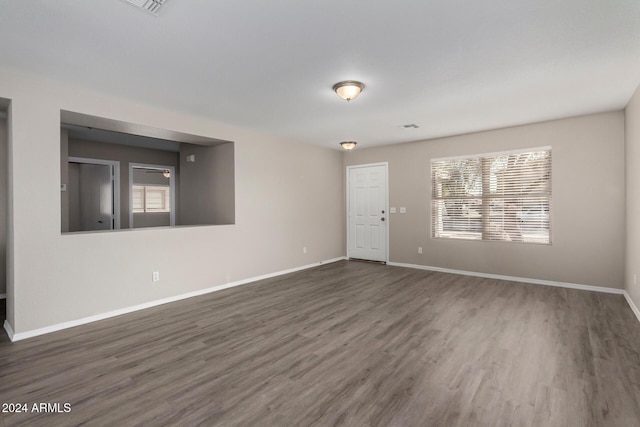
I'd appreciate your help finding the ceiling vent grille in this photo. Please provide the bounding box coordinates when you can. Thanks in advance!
[123,0,168,14]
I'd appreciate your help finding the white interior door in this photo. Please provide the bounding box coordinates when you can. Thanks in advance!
[348,163,388,262]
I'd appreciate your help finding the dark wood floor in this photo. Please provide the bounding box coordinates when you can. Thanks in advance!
[1,261,640,426]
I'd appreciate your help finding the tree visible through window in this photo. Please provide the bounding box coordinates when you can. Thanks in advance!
[431,147,551,244]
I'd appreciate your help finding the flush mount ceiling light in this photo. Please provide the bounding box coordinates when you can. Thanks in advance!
[340,141,358,151]
[123,0,168,14]
[333,81,365,101]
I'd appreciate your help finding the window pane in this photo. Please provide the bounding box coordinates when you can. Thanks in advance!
[144,186,170,212]
[485,151,551,197]
[432,158,482,198]
[432,198,482,240]
[145,189,165,210]
[132,186,145,212]
[486,197,550,243]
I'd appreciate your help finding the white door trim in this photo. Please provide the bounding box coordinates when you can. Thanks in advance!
[68,156,121,230]
[129,162,176,228]
[346,162,389,263]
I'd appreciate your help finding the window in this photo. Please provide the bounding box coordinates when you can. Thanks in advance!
[431,147,551,244]
[132,185,171,213]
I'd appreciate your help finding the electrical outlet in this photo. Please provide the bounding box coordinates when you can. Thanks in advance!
[152,271,160,282]
[400,207,407,213]
[418,247,423,254]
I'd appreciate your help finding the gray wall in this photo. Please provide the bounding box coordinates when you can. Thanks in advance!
[179,142,235,226]
[344,112,625,289]
[65,138,180,230]
[626,84,640,308]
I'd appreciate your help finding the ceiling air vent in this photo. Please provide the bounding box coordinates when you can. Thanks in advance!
[123,0,168,14]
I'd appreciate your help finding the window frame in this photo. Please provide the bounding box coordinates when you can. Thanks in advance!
[129,163,176,228]
[68,156,121,230]
[431,146,552,245]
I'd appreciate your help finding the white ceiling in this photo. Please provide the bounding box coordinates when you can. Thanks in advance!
[1,0,639,150]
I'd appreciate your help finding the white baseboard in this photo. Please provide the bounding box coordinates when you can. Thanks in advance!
[7,257,636,342]
[6,257,346,342]
[0,293,6,299]
[4,320,15,341]
[624,291,640,324]
[387,262,625,295]
[388,262,640,324]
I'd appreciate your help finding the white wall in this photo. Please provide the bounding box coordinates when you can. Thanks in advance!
[0,66,345,334]
[345,112,626,289]
[626,84,640,308]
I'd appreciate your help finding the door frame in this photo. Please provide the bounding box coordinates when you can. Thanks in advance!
[346,162,389,263]
[129,163,176,228]
[68,156,121,230]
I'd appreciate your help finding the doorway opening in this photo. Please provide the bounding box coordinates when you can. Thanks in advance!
[129,163,176,228]
[67,157,120,232]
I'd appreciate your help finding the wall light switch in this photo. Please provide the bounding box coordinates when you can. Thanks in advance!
[390,207,397,214]
[186,154,196,163]
[60,184,67,192]
[400,207,407,213]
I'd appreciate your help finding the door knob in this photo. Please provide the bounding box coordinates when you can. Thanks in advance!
[381,217,385,221]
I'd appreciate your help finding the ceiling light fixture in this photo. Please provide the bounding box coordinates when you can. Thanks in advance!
[333,81,365,101]
[162,170,171,178]
[340,141,358,151]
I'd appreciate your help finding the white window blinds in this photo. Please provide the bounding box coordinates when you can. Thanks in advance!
[132,186,145,212]
[132,185,170,213]
[431,147,551,244]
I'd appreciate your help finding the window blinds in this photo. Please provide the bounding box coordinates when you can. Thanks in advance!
[132,185,170,213]
[431,147,551,244]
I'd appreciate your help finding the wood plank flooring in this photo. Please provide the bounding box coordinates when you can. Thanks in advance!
[1,261,640,426]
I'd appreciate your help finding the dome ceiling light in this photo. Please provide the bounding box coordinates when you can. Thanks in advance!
[333,81,365,101]
[340,141,358,151]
